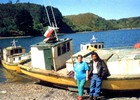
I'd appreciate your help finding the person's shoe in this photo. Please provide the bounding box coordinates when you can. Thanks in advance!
[77,96,83,100]
[88,95,93,100]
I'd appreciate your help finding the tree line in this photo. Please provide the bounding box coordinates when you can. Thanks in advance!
[0,3,73,37]
[0,3,140,37]
[64,13,140,32]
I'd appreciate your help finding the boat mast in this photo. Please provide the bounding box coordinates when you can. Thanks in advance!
[43,0,51,26]
[43,0,59,41]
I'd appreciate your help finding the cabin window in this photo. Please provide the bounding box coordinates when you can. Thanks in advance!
[18,49,22,53]
[99,45,101,49]
[16,49,18,53]
[62,44,66,54]
[102,45,104,48]
[19,57,21,60]
[57,46,61,56]
[94,45,97,48]
[57,42,71,56]
[13,58,15,61]
[67,42,70,51]
[87,46,89,49]
[11,50,14,55]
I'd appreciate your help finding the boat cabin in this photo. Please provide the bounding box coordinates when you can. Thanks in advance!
[80,35,104,51]
[3,46,30,64]
[80,42,104,51]
[31,38,73,71]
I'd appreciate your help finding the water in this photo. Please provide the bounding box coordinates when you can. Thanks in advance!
[0,29,140,82]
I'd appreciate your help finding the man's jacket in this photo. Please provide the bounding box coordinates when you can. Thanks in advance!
[88,60,110,79]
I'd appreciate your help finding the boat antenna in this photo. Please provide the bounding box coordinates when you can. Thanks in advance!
[90,35,97,43]
[11,39,17,47]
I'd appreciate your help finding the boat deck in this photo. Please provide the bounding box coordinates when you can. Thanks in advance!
[19,59,69,77]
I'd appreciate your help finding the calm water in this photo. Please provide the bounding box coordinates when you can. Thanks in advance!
[0,29,140,82]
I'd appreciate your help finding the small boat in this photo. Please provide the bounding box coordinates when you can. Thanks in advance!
[1,40,30,72]
[80,35,104,51]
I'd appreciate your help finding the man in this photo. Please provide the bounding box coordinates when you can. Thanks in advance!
[88,52,110,100]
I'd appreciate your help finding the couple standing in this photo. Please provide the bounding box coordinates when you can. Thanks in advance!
[74,52,110,100]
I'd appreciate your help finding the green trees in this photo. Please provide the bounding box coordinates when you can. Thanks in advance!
[0,3,140,37]
[64,13,140,32]
[16,9,33,35]
[0,3,64,37]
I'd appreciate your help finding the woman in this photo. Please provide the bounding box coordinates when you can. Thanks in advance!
[88,52,110,100]
[74,55,89,100]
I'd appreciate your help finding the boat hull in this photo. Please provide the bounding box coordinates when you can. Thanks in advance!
[20,67,140,90]
[1,60,21,73]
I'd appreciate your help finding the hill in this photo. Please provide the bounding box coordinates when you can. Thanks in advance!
[0,3,140,37]
[0,3,73,37]
[64,13,140,32]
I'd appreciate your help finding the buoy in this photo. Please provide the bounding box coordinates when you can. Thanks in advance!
[134,42,140,48]
[44,26,54,38]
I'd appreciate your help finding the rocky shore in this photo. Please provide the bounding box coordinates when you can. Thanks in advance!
[0,81,140,100]
[0,82,77,100]
[0,70,139,100]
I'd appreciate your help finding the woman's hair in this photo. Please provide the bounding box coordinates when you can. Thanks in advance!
[77,55,83,59]
[91,52,101,61]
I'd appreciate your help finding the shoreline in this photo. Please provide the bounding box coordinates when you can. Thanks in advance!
[0,28,140,40]
[0,36,33,40]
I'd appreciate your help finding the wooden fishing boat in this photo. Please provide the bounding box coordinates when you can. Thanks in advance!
[19,49,140,90]
[1,40,30,72]
[18,38,78,87]
[66,46,140,90]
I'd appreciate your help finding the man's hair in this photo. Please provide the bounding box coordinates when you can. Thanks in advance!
[77,55,83,59]
[91,52,101,61]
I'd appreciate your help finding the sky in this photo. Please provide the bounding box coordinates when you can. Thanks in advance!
[0,0,140,20]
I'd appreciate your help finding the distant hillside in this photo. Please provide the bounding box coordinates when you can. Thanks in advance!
[0,3,73,37]
[64,13,140,32]
[0,3,140,37]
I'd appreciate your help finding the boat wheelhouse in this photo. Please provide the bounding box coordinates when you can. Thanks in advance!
[31,38,73,71]
[80,35,104,51]
[1,40,30,72]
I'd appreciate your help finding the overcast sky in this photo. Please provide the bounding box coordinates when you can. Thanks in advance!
[0,0,140,20]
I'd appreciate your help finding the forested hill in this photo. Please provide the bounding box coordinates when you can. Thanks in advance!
[64,13,140,32]
[0,3,140,37]
[0,3,73,37]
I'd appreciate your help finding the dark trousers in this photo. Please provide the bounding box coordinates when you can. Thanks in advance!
[89,74,102,97]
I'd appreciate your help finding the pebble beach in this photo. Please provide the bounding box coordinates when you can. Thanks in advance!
[0,81,140,100]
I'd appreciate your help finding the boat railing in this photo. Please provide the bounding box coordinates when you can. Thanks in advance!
[103,46,133,50]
